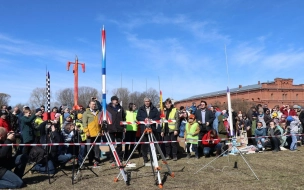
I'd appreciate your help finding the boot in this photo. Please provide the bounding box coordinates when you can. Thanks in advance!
[186,153,191,159]
[216,149,221,157]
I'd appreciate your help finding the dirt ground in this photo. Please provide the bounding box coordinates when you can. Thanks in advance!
[22,146,304,190]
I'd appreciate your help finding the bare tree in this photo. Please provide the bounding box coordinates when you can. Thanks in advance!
[221,98,254,114]
[143,88,159,107]
[111,88,130,109]
[56,88,74,108]
[14,103,27,110]
[78,86,99,107]
[129,91,146,109]
[28,87,47,108]
[0,93,10,106]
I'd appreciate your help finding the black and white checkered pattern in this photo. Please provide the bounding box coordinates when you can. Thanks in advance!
[46,71,51,116]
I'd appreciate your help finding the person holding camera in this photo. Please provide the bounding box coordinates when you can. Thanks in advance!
[202,129,222,157]
[0,111,11,132]
[21,108,40,155]
[0,127,28,188]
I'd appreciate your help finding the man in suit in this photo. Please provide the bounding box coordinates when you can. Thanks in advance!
[195,101,215,157]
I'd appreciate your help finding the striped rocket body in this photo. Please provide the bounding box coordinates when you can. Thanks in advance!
[46,71,51,120]
[102,26,106,121]
[226,87,234,136]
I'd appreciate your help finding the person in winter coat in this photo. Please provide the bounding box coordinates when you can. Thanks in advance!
[254,122,266,150]
[202,129,222,157]
[106,96,126,162]
[136,97,160,165]
[161,98,179,161]
[280,105,297,117]
[213,107,221,133]
[21,108,39,155]
[184,114,200,159]
[265,121,282,152]
[287,116,300,151]
[0,127,28,189]
[0,111,11,132]
[82,100,102,166]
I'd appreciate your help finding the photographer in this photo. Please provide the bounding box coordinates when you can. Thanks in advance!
[0,127,28,188]
[202,129,222,157]
[0,110,11,132]
[21,108,39,155]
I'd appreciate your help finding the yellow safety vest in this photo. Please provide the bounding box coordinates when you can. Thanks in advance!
[76,121,86,142]
[162,108,177,130]
[186,122,199,144]
[126,110,137,131]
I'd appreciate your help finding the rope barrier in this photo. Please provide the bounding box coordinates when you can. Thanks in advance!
[1,133,303,146]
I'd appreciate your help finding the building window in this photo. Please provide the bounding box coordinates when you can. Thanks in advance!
[271,93,273,100]
[282,94,284,100]
[285,94,287,100]
[296,94,298,100]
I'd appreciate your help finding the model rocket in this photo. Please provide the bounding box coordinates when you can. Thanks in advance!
[100,26,112,124]
[160,90,165,118]
[227,87,234,136]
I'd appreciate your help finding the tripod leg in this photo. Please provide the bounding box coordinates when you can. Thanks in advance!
[152,134,174,178]
[74,133,100,179]
[105,132,128,184]
[148,133,162,188]
[194,148,229,174]
[237,148,259,180]
[124,130,147,164]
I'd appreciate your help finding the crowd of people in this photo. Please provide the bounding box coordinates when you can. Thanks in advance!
[0,97,303,188]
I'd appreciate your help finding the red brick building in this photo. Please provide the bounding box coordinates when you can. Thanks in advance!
[175,78,304,109]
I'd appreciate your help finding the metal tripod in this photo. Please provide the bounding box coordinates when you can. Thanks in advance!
[194,137,259,180]
[118,124,175,188]
[102,121,129,185]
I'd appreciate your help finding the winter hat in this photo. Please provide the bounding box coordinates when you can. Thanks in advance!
[55,113,61,118]
[222,110,227,114]
[293,105,298,109]
[286,116,294,122]
[64,113,70,120]
[35,108,42,113]
[189,114,195,119]
[111,96,119,101]
[272,112,278,118]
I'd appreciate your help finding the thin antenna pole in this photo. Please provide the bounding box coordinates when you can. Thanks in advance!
[146,78,147,93]
[158,76,160,92]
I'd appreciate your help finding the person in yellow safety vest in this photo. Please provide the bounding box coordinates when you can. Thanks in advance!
[124,103,138,159]
[184,114,200,159]
[161,98,180,161]
[75,113,86,167]
[34,108,44,143]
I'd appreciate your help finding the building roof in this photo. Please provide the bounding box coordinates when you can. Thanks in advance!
[179,83,264,102]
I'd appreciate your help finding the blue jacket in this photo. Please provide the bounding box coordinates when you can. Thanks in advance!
[255,128,266,139]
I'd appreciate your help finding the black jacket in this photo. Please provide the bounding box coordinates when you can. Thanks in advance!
[0,139,13,178]
[106,103,126,133]
[195,108,215,133]
[136,104,160,133]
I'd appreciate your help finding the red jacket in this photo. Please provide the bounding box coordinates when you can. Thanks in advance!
[280,107,297,116]
[0,118,11,132]
[202,130,221,147]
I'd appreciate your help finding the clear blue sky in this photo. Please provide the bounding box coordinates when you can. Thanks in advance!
[1,0,304,106]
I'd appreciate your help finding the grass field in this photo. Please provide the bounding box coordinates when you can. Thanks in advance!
[22,146,304,190]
